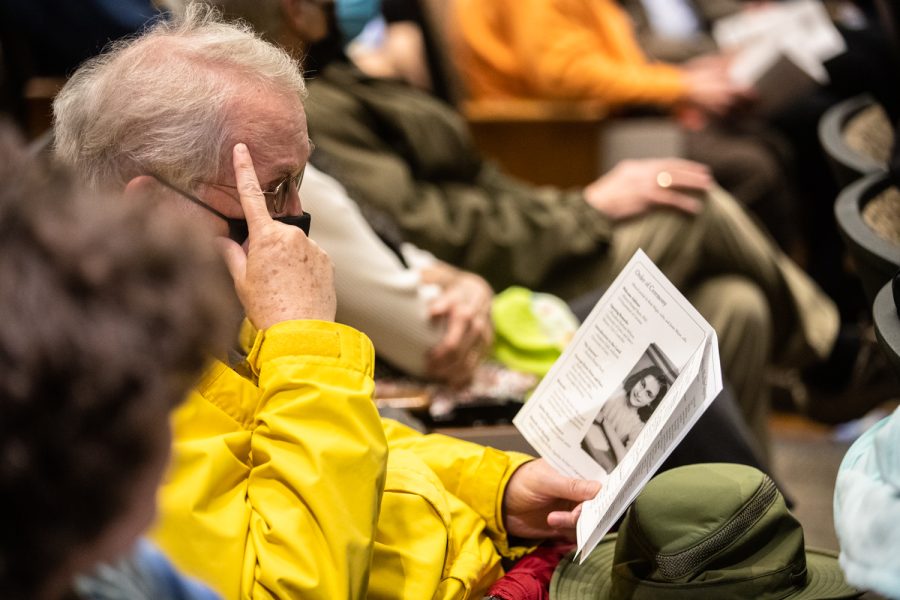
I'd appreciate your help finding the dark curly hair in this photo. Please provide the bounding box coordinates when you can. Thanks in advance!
[623,365,671,423]
[0,125,239,598]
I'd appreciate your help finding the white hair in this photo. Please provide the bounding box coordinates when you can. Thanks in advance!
[53,3,306,191]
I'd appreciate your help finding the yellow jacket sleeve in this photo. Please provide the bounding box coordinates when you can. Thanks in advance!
[154,320,387,600]
[381,418,534,557]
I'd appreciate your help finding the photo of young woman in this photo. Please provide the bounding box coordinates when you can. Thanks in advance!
[581,346,675,473]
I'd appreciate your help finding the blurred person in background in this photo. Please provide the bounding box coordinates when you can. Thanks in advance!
[0,124,235,599]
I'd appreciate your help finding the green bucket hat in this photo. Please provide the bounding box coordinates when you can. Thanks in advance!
[551,464,860,600]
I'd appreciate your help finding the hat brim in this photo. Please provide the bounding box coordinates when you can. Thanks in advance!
[549,536,617,600]
[550,538,860,600]
[790,548,861,600]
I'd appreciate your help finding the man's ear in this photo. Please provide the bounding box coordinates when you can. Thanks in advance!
[123,174,163,202]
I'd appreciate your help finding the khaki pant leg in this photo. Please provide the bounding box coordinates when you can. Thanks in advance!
[688,276,772,460]
[594,202,704,286]
[555,185,836,367]
[695,186,839,365]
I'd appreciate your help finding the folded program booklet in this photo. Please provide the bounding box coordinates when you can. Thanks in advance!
[513,250,722,560]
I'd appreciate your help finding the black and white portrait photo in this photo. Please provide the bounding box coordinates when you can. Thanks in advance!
[581,344,678,473]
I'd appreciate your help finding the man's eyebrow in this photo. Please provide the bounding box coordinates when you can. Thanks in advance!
[261,137,313,188]
[264,162,307,188]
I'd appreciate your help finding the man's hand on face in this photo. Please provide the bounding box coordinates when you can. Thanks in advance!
[218,143,336,329]
[583,158,713,221]
[503,459,601,542]
[421,262,494,387]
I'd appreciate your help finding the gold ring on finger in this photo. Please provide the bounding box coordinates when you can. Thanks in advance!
[656,171,673,189]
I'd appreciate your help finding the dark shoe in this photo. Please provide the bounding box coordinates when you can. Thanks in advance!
[804,325,900,424]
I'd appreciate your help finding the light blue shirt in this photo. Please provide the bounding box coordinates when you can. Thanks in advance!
[834,406,900,599]
[640,0,702,39]
[75,540,220,600]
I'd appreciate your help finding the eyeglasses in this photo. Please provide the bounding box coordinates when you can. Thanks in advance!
[197,166,305,215]
[149,173,311,244]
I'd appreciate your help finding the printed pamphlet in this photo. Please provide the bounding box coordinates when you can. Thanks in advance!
[513,250,723,560]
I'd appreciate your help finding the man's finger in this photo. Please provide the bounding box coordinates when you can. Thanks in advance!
[569,478,602,501]
[545,474,601,504]
[452,313,484,356]
[651,188,703,214]
[434,311,469,356]
[428,294,453,319]
[426,343,470,382]
[232,143,271,227]
[547,509,580,530]
[656,158,710,174]
[669,168,713,192]
[428,324,481,385]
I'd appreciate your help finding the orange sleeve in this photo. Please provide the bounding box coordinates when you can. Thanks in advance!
[456,0,688,108]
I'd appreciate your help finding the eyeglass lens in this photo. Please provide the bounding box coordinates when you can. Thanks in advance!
[268,168,304,214]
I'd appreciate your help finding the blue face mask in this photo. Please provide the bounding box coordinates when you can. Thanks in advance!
[335,0,382,42]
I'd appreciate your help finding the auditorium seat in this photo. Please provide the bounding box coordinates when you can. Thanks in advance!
[819,94,890,188]
[835,171,900,304]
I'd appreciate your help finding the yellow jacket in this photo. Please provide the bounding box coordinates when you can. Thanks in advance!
[452,0,687,109]
[152,320,533,599]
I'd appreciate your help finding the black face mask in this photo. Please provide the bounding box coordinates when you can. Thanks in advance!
[150,174,311,244]
[223,212,311,245]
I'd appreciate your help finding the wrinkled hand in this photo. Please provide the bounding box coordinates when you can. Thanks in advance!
[681,54,753,116]
[503,459,601,541]
[584,158,712,221]
[422,262,494,387]
[218,143,336,329]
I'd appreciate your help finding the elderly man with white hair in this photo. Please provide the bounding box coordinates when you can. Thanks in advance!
[53,7,604,599]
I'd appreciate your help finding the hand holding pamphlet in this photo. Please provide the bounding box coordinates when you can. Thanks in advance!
[513,250,722,560]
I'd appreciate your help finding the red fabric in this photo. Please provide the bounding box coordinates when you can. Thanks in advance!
[486,542,575,600]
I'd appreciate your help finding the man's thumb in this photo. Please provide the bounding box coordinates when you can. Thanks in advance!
[566,478,601,501]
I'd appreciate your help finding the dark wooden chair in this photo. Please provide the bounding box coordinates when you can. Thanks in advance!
[835,171,900,304]
[23,77,66,140]
[0,17,67,140]
[416,0,614,187]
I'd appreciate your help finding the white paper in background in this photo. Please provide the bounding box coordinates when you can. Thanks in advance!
[714,0,845,86]
[780,0,846,63]
[713,4,782,49]
[512,250,722,558]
